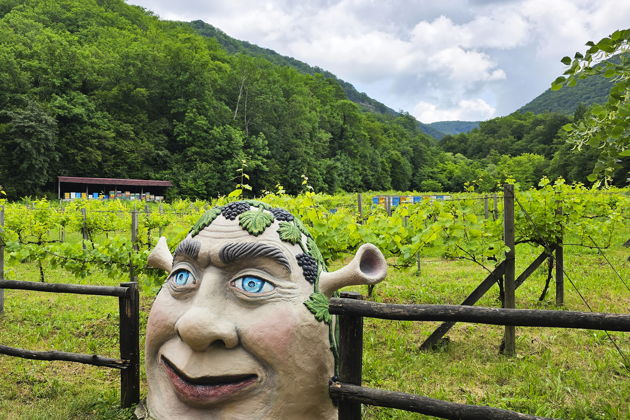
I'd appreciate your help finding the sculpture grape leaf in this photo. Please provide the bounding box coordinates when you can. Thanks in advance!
[239,208,274,236]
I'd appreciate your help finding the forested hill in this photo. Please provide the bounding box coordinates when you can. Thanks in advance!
[186,20,445,139]
[427,121,480,138]
[0,0,453,198]
[517,56,620,115]
[188,20,398,116]
[0,0,625,199]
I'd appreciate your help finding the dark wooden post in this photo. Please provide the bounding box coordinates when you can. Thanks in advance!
[59,206,65,243]
[555,205,564,306]
[385,196,392,217]
[130,211,138,283]
[0,206,4,314]
[158,204,164,237]
[484,196,489,219]
[81,208,88,249]
[357,193,363,222]
[338,292,364,420]
[119,282,140,408]
[502,184,516,356]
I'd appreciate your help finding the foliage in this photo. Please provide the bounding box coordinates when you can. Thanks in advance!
[552,29,630,182]
[0,0,458,198]
[427,120,480,138]
[519,60,615,115]
[439,110,629,189]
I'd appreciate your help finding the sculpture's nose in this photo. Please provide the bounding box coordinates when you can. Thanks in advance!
[175,305,239,351]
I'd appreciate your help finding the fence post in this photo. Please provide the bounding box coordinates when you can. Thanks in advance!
[493,194,498,220]
[484,196,489,219]
[81,208,88,249]
[385,196,392,217]
[158,204,164,237]
[357,193,363,223]
[60,207,65,243]
[338,291,363,420]
[555,205,564,306]
[119,282,140,408]
[0,206,4,314]
[502,184,516,356]
[130,211,138,283]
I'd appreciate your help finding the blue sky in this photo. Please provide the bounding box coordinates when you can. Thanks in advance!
[126,0,630,123]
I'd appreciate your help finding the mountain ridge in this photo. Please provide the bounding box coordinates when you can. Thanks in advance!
[186,20,446,139]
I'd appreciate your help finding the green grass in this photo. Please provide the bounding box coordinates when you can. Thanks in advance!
[0,239,628,419]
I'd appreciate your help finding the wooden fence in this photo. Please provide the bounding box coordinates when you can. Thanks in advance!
[0,280,140,408]
[331,292,630,420]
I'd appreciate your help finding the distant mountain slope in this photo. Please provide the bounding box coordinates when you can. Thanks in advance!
[187,20,445,139]
[428,121,480,138]
[517,56,621,115]
[188,20,397,115]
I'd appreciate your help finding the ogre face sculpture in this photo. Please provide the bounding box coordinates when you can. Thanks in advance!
[144,201,386,419]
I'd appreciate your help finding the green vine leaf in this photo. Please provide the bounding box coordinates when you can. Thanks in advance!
[190,207,223,237]
[307,236,325,267]
[239,208,274,236]
[277,221,302,245]
[242,199,271,210]
[304,292,331,324]
[293,217,313,238]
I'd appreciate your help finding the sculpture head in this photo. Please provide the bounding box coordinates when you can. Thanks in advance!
[144,201,387,419]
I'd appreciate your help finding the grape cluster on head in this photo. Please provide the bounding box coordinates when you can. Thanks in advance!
[270,207,294,221]
[221,202,251,220]
[296,253,318,284]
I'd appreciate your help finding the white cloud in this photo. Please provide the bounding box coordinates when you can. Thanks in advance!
[430,48,506,83]
[127,0,630,120]
[413,99,496,123]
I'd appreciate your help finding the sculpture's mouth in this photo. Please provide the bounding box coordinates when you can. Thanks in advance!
[161,355,259,405]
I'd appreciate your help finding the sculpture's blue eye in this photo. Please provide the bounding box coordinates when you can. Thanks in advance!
[234,276,274,294]
[171,269,192,286]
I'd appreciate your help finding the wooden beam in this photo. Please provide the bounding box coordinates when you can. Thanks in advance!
[337,292,364,420]
[330,382,552,420]
[420,261,505,350]
[119,282,140,408]
[0,345,128,369]
[329,299,630,332]
[503,183,516,355]
[0,280,128,297]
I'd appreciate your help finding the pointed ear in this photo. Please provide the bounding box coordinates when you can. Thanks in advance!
[147,236,173,273]
[318,244,387,297]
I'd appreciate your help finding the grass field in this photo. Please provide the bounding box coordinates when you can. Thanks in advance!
[0,237,628,419]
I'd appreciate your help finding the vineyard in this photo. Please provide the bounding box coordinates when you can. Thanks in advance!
[0,180,629,419]
[1,179,627,291]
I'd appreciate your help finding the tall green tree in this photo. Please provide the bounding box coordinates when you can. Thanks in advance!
[0,99,59,196]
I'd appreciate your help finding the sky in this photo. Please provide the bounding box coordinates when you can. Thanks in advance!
[126,0,630,123]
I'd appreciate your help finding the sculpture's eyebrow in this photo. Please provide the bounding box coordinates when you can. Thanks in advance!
[219,242,291,273]
[173,239,201,260]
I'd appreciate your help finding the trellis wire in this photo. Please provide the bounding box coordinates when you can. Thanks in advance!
[514,195,630,371]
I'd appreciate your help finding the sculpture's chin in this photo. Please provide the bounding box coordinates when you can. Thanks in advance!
[160,356,260,407]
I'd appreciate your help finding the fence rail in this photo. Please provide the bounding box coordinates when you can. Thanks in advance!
[330,382,551,420]
[0,279,128,297]
[329,298,630,332]
[0,280,139,408]
[332,295,629,419]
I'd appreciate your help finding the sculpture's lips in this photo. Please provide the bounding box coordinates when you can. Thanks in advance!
[161,355,258,405]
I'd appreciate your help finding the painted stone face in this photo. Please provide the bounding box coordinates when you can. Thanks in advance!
[144,202,386,420]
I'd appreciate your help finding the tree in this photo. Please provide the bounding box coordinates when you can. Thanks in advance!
[0,99,59,197]
[552,29,629,183]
